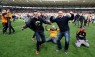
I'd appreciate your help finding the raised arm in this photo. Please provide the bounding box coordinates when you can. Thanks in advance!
[45,24,48,31]
[41,17,51,25]
[50,16,57,23]
[2,13,7,17]
[67,12,74,20]
[68,13,74,20]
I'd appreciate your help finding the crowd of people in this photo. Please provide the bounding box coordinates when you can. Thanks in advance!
[1,9,95,55]
[73,13,95,27]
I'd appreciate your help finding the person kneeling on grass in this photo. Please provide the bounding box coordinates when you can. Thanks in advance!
[75,27,89,48]
[45,25,59,44]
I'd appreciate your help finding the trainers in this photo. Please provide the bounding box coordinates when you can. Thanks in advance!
[13,30,15,33]
[56,49,59,52]
[65,51,68,54]
[56,48,62,52]
[64,50,68,54]
[36,50,39,55]
[39,45,42,48]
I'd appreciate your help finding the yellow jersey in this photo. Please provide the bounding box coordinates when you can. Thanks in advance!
[47,29,59,38]
[1,13,12,23]
[1,13,7,23]
[6,13,12,21]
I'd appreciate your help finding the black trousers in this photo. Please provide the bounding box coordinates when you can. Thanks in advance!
[84,20,87,26]
[80,21,83,27]
[2,23,8,34]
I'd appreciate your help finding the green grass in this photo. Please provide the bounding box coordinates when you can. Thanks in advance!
[0,19,95,57]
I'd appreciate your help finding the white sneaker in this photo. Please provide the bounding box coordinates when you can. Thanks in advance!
[64,50,68,54]
[56,50,59,52]
[65,52,68,54]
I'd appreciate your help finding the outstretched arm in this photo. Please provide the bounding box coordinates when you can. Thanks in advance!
[21,25,28,30]
[41,17,51,25]
[21,18,33,30]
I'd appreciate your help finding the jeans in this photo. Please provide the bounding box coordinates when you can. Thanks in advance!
[80,21,83,27]
[8,21,15,34]
[35,31,46,51]
[57,30,70,51]
[75,19,79,26]
[13,18,16,22]
[46,37,57,44]
[92,19,95,24]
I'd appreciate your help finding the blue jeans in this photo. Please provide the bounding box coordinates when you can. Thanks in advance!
[35,31,46,51]
[57,30,70,51]
[92,19,95,24]
[75,19,79,26]
[8,21,15,34]
[46,37,57,44]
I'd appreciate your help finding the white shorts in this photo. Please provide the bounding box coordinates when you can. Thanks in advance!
[75,40,89,47]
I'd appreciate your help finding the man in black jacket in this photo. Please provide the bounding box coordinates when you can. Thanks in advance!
[74,13,80,26]
[50,11,74,54]
[22,11,51,55]
[79,14,84,27]
[75,27,89,48]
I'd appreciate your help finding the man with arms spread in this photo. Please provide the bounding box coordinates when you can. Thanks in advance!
[50,11,74,54]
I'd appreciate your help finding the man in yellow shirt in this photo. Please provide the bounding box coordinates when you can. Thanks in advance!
[1,9,8,34]
[45,25,59,44]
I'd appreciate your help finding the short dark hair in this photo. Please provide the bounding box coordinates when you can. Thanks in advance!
[34,10,37,12]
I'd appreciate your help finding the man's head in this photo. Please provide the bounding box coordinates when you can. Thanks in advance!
[80,27,85,32]
[51,25,56,30]
[41,11,45,16]
[6,9,10,13]
[38,12,41,16]
[33,11,38,18]
[58,11,63,18]
[2,9,7,13]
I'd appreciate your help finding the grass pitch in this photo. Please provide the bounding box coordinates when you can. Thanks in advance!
[0,19,95,57]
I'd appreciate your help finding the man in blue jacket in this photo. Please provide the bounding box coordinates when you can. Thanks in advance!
[50,11,74,54]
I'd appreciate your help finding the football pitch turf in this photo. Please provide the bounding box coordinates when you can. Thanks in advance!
[0,19,95,57]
